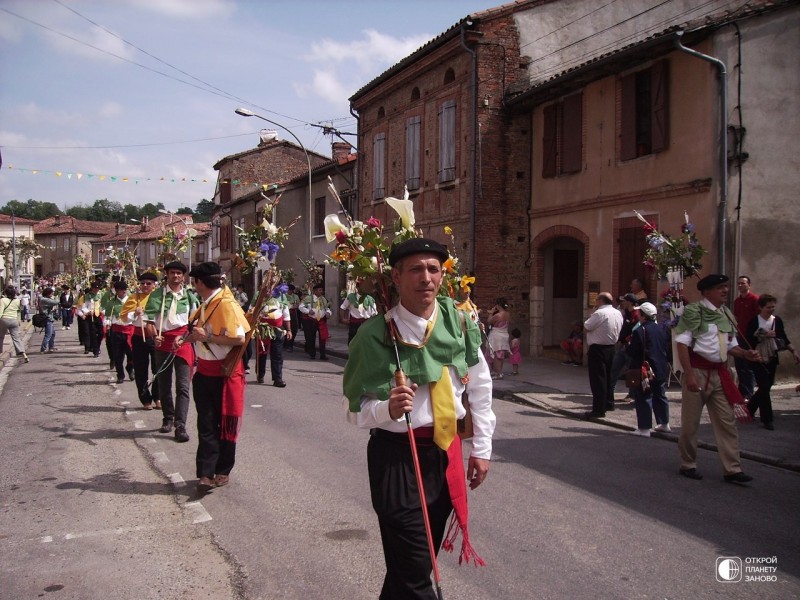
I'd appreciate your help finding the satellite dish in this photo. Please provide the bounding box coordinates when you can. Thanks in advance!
[259,129,278,144]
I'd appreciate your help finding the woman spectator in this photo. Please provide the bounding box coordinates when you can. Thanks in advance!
[746,294,800,430]
[38,287,60,353]
[488,297,511,379]
[0,286,28,362]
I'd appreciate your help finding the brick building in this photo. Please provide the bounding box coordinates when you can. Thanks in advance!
[349,2,533,349]
[33,216,117,278]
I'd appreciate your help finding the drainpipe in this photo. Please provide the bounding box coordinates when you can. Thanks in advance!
[674,32,728,277]
[460,22,478,273]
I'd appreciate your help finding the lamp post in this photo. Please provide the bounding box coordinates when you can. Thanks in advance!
[10,208,17,289]
[234,108,313,240]
[158,210,195,271]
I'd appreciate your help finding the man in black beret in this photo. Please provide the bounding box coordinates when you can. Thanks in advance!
[298,281,332,359]
[144,260,199,442]
[121,271,161,409]
[76,279,104,357]
[343,237,496,597]
[673,274,761,483]
[108,279,134,384]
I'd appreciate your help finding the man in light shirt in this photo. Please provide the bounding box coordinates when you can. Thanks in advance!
[583,292,623,419]
[673,274,761,484]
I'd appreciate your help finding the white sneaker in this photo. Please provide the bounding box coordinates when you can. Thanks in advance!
[655,423,672,432]
[630,429,651,437]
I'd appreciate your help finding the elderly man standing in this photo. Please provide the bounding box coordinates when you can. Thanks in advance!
[674,274,761,483]
[343,238,495,600]
[583,292,623,419]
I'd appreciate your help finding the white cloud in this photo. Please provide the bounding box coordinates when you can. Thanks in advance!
[98,102,123,119]
[305,29,433,73]
[121,0,236,20]
[46,24,137,63]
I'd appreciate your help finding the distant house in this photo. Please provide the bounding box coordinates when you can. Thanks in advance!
[33,215,117,278]
[91,214,211,274]
[210,131,340,297]
[0,213,38,289]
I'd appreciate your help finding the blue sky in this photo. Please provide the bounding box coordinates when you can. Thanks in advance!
[0,0,493,213]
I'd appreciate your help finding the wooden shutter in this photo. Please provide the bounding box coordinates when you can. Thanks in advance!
[651,60,669,154]
[406,116,421,190]
[617,225,649,296]
[438,100,456,183]
[373,133,385,200]
[561,93,583,174]
[542,103,558,178]
[220,179,232,205]
[620,72,637,161]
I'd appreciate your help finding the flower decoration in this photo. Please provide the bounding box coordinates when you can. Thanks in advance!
[156,226,192,268]
[103,243,139,283]
[634,211,706,281]
[298,257,324,292]
[234,195,300,275]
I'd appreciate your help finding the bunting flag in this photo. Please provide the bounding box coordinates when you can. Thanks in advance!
[4,164,278,189]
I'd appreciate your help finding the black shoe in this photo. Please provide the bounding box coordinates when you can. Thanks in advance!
[256,378,264,384]
[308,353,316,359]
[127,365,135,380]
[159,419,174,434]
[320,355,329,360]
[174,426,190,443]
[274,380,286,388]
[679,468,703,480]
[582,411,605,420]
[116,377,125,384]
[724,472,753,484]
[764,422,775,431]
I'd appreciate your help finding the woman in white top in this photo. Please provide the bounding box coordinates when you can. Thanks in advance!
[0,286,28,362]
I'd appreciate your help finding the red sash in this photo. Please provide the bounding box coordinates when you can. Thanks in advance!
[111,324,134,349]
[157,326,196,375]
[689,350,752,423]
[257,316,283,355]
[197,358,245,442]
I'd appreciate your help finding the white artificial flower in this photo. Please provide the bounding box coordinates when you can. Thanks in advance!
[386,187,415,230]
[323,214,348,243]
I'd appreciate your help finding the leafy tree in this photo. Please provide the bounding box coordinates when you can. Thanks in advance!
[177,207,194,216]
[0,199,62,220]
[140,202,165,219]
[193,198,213,223]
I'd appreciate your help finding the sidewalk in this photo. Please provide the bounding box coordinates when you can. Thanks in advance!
[325,326,800,473]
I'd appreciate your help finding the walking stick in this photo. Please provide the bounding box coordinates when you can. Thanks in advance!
[388,318,445,600]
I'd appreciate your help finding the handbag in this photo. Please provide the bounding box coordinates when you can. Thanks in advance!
[32,313,48,328]
[626,326,655,391]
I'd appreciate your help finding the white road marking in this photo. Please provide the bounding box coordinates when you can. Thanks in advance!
[168,472,186,487]
[251,404,263,408]
[152,451,169,463]
[184,501,212,524]
[133,420,146,429]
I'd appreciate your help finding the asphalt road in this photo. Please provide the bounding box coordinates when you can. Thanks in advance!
[2,333,799,599]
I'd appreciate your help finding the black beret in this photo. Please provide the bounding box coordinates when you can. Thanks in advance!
[163,261,187,273]
[388,238,449,267]
[619,293,638,303]
[138,272,158,282]
[188,262,221,279]
[113,280,128,290]
[313,282,325,290]
[89,280,101,289]
[697,274,729,291]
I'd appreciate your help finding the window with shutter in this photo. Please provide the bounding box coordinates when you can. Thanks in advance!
[542,92,582,178]
[438,100,456,183]
[220,179,232,205]
[620,60,669,160]
[373,133,386,200]
[406,116,421,190]
[314,196,325,236]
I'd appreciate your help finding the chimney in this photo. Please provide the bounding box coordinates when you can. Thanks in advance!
[54,215,62,226]
[116,223,123,235]
[141,215,149,231]
[332,142,351,161]
[259,129,278,147]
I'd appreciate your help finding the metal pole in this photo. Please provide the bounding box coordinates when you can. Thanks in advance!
[11,209,18,289]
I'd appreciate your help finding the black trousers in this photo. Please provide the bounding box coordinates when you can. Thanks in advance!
[302,318,326,358]
[368,431,453,600]
[111,329,134,381]
[193,372,236,479]
[749,357,777,424]
[80,316,103,356]
[256,331,285,382]
[588,343,616,414]
[132,334,159,405]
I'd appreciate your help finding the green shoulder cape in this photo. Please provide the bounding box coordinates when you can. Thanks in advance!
[674,301,737,336]
[343,296,482,412]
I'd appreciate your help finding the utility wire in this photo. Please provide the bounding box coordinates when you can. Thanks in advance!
[2,131,263,150]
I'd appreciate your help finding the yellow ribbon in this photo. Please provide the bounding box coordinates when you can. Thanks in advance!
[431,366,456,451]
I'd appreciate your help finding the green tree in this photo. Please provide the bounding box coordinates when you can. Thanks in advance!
[140,202,165,219]
[0,199,62,220]
[193,198,213,223]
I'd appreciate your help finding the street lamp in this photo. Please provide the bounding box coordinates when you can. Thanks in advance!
[159,210,196,270]
[234,108,313,240]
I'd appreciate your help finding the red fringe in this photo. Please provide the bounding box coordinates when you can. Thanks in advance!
[221,415,242,442]
[441,513,486,567]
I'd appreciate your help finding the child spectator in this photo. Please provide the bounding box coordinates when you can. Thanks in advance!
[509,328,522,375]
[561,321,584,365]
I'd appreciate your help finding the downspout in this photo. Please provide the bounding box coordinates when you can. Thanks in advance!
[674,31,728,276]
[350,105,361,221]
[460,22,478,273]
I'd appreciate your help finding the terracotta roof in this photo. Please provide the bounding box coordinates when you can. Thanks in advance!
[94,215,210,243]
[34,215,118,236]
[0,213,38,225]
